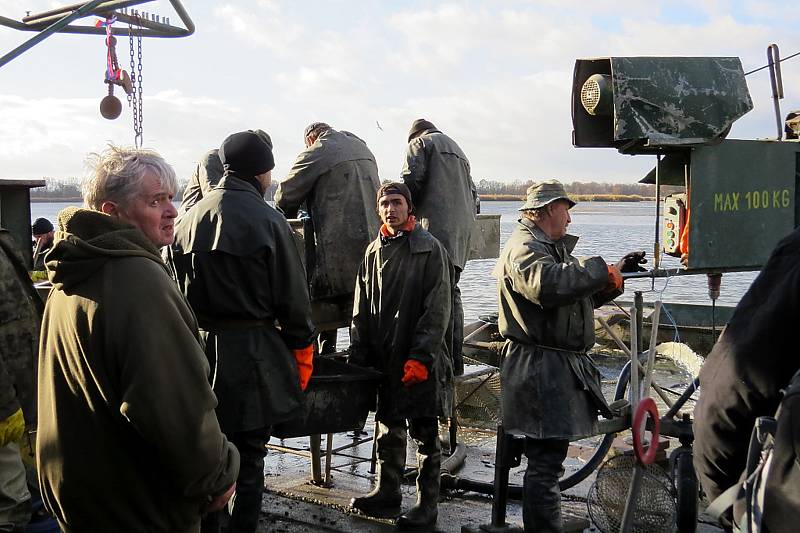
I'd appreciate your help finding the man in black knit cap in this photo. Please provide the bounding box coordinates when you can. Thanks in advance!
[169,131,316,533]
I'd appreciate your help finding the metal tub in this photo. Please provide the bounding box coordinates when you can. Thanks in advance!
[272,358,383,439]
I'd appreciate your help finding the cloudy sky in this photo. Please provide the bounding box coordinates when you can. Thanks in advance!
[0,1,798,185]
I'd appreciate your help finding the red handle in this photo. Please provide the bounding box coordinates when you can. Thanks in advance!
[632,397,660,465]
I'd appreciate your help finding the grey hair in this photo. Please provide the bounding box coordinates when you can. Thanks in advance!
[82,144,177,210]
[521,207,546,222]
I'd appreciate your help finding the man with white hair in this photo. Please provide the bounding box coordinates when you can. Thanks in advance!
[37,145,239,532]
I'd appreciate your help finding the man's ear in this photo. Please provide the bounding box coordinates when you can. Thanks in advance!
[100,201,119,216]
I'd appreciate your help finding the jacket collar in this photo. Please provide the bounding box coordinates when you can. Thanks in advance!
[217,174,264,198]
[519,217,578,254]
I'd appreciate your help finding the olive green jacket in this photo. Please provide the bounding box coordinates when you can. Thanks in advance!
[0,229,40,422]
[350,226,454,421]
[170,175,316,433]
[275,129,381,300]
[400,128,477,270]
[38,208,239,532]
[493,219,617,439]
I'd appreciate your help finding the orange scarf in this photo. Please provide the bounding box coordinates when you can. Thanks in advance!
[379,215,416,237]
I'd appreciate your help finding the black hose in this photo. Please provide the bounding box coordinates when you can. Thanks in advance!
[441,361,633,498]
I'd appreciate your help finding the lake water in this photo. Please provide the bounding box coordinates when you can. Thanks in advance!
[31,200,759,322]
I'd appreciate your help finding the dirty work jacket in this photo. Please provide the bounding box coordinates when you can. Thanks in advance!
[170,175,316,434]
[38,208,239,533]
[350,226,454,421]
[694,226,800,533]
[275,129,381,301]
[179,149,224,214]
[492,218,616,440]
[0,228,40,423]
[400,128,477,270]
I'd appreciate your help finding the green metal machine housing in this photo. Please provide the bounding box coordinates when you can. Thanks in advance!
[572,56,798,271]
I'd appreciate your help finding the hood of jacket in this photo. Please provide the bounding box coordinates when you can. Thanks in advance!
[45,207,165,290]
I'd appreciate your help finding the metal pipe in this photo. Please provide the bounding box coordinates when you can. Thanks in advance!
[2,0,194,38]
[767,44,784,140]
[0,0,107,69]
[621,264,759,280]
[21,0,147,23]
[630,299,640,418]
[653,154,662,284]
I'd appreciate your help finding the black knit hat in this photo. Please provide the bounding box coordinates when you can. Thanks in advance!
[377,182,414,213]
[31,217,54,235]
[408,118,437,142]
[219,131,275,177]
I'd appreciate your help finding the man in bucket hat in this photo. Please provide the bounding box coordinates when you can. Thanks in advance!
[492,179,646,532]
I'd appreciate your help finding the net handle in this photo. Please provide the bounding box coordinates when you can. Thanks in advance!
[632,397,660,465]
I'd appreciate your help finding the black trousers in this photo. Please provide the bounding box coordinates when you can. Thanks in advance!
[522,438,569,533]
[201,427,270,533]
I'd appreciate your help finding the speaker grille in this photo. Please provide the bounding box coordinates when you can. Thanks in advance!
[581,77,602,115]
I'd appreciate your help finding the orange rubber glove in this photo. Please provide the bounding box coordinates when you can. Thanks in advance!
[293,344,314,391]
[605,264,623,293]
[401,359,429,387]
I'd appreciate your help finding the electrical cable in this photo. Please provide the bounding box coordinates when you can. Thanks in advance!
[745,50,800,76]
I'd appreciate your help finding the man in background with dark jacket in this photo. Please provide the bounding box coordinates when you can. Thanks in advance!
[275,122,380,354]
[401,119,476,376]
[179,129,272,214]
[0,228,41,532]
[694,226,800,533]
[170,131,316,533]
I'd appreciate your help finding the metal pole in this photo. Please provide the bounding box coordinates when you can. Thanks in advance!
[634,291,644,355]
[768,44,784,140]
[653,154,662,291]
[0,0,107,69]
[629,299,640,415]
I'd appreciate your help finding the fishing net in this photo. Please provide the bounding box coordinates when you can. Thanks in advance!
[454,356,502,429]
[587,454,676,533]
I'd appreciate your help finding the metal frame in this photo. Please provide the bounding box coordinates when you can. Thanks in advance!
[0,0,194,69]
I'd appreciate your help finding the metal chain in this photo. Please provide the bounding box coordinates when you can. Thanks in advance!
[135,25,143,147]
[127,21,135,111]
[127,13,143,148]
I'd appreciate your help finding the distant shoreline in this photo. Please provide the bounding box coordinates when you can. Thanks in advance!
[480,194,654,202]
[30,197,82,203]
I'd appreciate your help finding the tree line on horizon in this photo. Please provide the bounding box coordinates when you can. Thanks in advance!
[29,177,278,202]
[30,176,670,202]
[476,178,663,197]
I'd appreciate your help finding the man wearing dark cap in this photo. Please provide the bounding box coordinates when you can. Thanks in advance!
[492,179,645,532]
[275,122,380,354]
[169,131,316,533]
[179,129,273,214]
[30,217,54,271]
[401,118,477,377]
[348,182,453,531]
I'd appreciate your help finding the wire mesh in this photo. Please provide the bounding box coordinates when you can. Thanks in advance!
[587,454,677,533]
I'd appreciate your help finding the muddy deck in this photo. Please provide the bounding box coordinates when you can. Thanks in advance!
[257,418,724,532]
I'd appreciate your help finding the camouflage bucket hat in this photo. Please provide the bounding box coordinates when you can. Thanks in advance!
[519,180,576,211]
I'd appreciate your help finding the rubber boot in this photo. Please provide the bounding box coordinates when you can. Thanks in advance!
[397,419,440,531]
[350,422,404,518]
[522,438,569,533]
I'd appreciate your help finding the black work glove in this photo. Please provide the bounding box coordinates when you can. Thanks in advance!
[616,251,647,273]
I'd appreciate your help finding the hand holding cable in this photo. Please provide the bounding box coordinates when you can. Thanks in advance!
[293,344,314,391]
